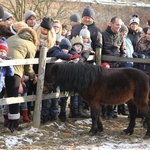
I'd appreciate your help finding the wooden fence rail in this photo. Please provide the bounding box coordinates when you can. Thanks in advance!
[0,46,150,127]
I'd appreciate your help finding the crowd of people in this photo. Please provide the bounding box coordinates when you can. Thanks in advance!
[0,4,150,132]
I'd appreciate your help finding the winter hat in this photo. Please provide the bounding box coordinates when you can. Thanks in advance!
[70,14,81,23]
[0,5,4,19]
[79,25,90,38]
[0,37,8,53]
[120,24,128,32]
[130,14,140,25]
[40,17,54,30]
[2,12,13,22]
[10,21,28,35]
[24,10,36,23]
[71,35,84,48]
[102,62,110,68]
[59,38,71,50]
[82,6,95,19]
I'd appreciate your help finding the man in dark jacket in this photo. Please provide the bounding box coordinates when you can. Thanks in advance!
[71,6,102,65]
[101,16,126,120]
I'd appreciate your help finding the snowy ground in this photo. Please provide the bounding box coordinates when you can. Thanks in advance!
[0,115,150,150]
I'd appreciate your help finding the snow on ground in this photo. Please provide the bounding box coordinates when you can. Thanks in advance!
[0,118,150,149]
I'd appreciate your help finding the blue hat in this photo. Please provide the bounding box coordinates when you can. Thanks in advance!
[59,38,71,50]
[82,6,95,19]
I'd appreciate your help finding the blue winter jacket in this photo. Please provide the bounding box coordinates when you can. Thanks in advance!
[0,65,14,92]
[47,46,72,60]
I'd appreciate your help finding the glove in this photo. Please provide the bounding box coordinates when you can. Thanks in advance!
[0,56,12,60]
[8,119,19,133]
[69,54,80,60]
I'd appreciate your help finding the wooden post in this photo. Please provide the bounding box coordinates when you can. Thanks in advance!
[95,48,102,65]
[33,47,47,128]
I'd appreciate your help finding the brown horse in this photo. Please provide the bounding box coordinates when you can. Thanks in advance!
[45,63,150,139]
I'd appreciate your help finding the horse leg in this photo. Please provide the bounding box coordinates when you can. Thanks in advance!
[136,103,150,138]
[89,106,101,135]
[97,115,103,132]
[143,109,150,138]
[122,101,137,135]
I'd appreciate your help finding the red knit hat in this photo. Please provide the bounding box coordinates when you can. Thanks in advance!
[0,37,8,54]
[102,62,110,68]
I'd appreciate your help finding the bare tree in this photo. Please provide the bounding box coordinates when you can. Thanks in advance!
[0,0,80,22]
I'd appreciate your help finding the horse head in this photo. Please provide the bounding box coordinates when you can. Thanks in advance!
[44,63,59,93]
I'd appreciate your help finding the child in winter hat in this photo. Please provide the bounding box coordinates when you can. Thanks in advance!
[70,35,89,63]
[59,38,72,53]
[79,25,93,53]
[0,37,14,109]
[0,37,9,55]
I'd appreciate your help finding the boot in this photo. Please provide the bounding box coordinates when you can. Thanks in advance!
[107,105,117,120]
[3,115,9,127]
[58,112,67,122]
[69,106,80,118]
[41,115,51,124]
[22,109,31,122]
[78,104,90,118]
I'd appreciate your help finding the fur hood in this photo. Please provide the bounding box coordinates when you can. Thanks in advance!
[17,27,38,47]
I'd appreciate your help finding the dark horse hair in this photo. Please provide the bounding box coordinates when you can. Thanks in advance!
[46,63,103,93]
[45,62,150,139]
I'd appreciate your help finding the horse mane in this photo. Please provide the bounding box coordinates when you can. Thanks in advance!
[51,63,103,93]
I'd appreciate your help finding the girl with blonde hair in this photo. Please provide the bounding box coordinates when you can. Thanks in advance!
[35,17,56,50]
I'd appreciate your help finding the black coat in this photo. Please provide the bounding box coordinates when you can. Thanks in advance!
[102,26,126,57]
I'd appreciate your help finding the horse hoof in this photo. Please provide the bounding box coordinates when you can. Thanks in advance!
[89,129,97,136]
[121,129,133,135]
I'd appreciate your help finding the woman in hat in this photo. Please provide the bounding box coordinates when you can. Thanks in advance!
[128,14,141,51]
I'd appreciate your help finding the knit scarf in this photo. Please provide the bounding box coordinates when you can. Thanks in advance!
[40,34,48,48]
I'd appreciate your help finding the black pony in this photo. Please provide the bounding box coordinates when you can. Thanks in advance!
[45,63,150,138]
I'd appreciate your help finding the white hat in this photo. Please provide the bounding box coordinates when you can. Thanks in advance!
[79,25,90,38]
[24,10,36,23]
[130,14,140,25]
